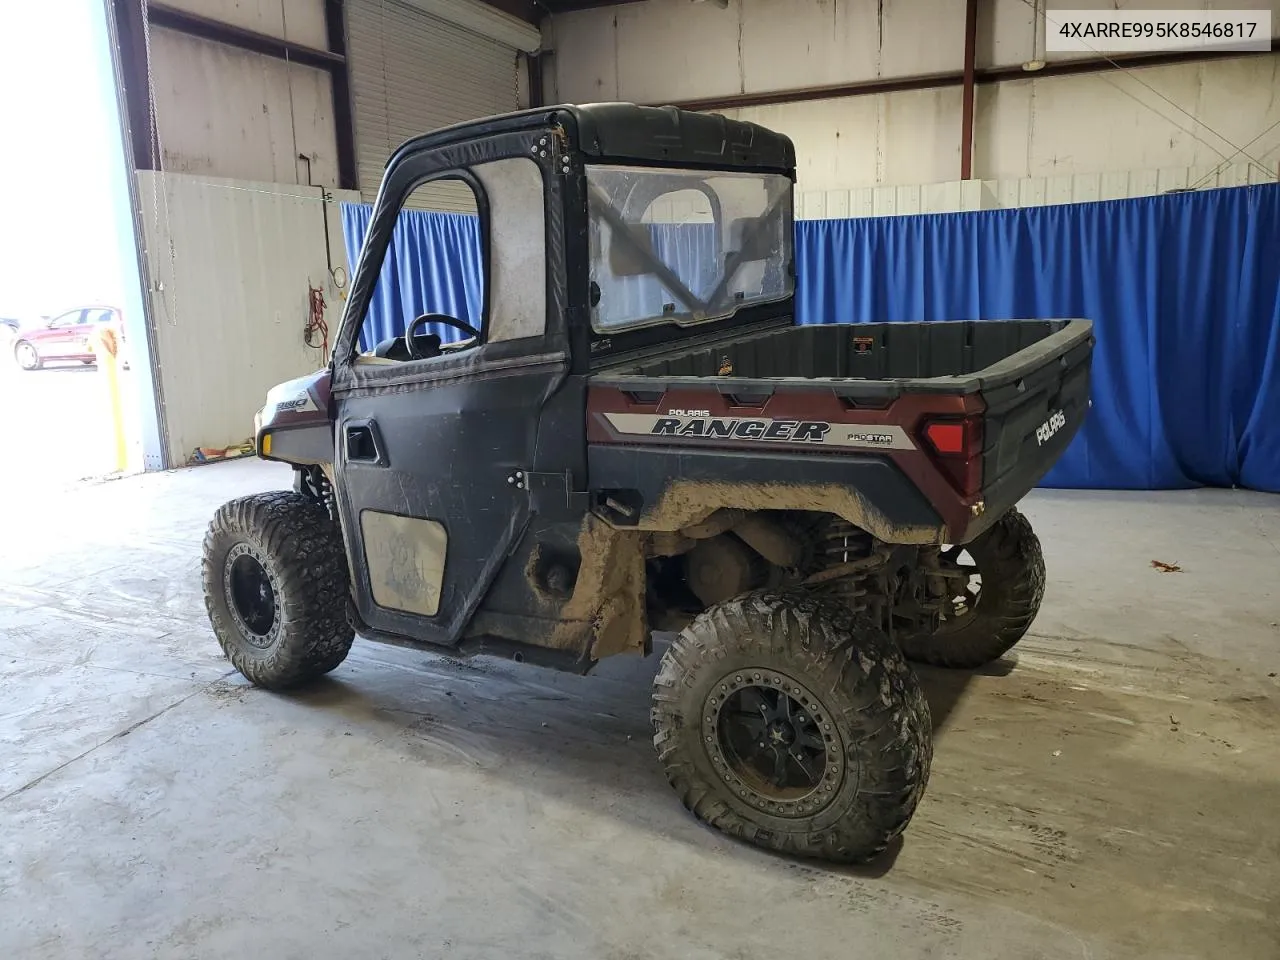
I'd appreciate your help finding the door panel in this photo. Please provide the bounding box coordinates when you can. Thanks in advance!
[360,511,448,616]
[330,143,566,646]
[335,358,563,645]
[39,310,85,358]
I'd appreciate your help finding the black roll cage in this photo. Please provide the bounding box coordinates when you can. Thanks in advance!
[331,103,799,381]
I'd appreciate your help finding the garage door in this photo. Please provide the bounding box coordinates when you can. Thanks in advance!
[346,0,523,211]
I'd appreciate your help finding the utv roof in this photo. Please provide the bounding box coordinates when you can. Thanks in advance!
[385,102,797,175]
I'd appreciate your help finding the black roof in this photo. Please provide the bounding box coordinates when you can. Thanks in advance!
[386,102,796,174]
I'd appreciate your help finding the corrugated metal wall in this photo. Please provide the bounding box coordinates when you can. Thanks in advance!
[549,0,1280,204]
[346,0,522,210]
[129,0,537,464]
[146,0,342,188]
[136,173,359,466]
[156,0,329,46]
[149,26,340,187]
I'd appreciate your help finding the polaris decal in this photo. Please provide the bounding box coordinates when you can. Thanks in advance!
[1036,409,1067,446]
[603,413,915,450]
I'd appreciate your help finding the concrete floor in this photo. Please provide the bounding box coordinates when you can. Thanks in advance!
[1,459,1278,959]
[0,357,141,495]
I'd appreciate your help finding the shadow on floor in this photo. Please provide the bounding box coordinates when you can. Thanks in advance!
[915,656,1012,735]
[270,636,996,875]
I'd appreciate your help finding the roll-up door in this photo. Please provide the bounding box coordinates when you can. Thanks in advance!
[346,0,526,211]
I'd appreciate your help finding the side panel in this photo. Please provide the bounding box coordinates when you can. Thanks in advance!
[360,511,448,617]
[587,383,979,540]
[328,122,578,649]
[30,313,85,359]
[979,335,1093,518]
[588,444,944,544]
[335,359,563,645]
[256,368,336,466]
[610,319,1070,384]
[464,512,647,666]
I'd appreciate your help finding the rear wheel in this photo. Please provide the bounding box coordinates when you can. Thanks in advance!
[203,491,354,689]
[900,508,1045,668]
[652,591,932,863]
[14,341,40,371]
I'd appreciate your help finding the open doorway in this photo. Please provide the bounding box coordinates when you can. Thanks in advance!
[0,0,159,502]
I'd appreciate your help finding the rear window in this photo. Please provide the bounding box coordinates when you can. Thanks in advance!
[586,165,793,334]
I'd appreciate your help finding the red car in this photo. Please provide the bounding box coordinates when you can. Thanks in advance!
[12,306,125,370]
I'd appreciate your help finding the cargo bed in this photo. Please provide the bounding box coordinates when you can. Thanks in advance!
[587,319,1094,543]
[599,319,1092,398]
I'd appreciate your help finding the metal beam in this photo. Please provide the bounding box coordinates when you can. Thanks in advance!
[482,0,541,24]
[669,72,966,111]
[960,0,978,180]
[980,41,1278,83]
[665,43,1280,112]
[323,0,359,191]
[147,2,346,69]
[540,0,645,12]
[527,50,546,107]
[108,0,159,171]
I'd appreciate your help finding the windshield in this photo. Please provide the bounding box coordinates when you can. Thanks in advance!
[586,165,793,333]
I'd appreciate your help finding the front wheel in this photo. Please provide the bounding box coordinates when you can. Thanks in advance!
[900,507,1046,668]
[14,341,40,371]
[651,591,932,863]
[203,491,355,689]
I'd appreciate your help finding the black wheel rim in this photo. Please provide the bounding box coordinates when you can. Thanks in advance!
[937,545,982,628]
[224,544,279,648]
[703,671,843,818]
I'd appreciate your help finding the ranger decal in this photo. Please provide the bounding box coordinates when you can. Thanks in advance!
[602,413,915,451]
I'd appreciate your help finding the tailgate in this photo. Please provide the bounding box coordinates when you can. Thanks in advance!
[975,320,1093,525]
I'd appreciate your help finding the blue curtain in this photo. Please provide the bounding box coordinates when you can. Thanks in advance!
[343,186,1280,492]
[594,223,720,325]
[796,185,1280,492]
[342,208,719,342]
[341,204,483,351]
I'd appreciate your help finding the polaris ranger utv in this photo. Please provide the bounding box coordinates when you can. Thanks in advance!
[203,103,1092,863]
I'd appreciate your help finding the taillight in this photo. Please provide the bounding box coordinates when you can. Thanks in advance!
[922,416,984,497]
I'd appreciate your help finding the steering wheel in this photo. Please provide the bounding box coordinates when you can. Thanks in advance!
[406,313,482,359]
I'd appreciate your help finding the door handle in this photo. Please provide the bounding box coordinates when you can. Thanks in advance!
[344,420,384,464]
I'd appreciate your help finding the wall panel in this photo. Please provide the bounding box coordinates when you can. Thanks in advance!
[155,0,329,46]
[346,0,522,209]
[150,27,339,186]
[550,0,1280,200]
[136,172,359,466]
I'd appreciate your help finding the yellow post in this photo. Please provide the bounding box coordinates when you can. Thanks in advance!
[91,325,129,474]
